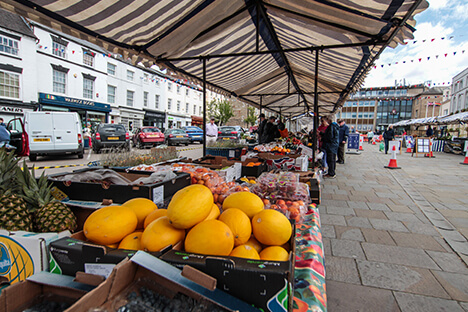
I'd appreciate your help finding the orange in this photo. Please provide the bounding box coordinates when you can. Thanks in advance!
[229,244,260,260]
[122,198,158,229]
[204,204,221,221]
[259,246,289,261]
[143,209,168,228]
[252,209,292,246]
[141,216,185,252]
[218,208,252,246]
[222,192,264,218]
[185,220,234,256]
[245,236,263,253]
[84,206,138,245]
[167,185,213,229]
[118,231,143,250]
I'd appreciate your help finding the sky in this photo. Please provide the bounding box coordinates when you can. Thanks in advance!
[363,0,468,88]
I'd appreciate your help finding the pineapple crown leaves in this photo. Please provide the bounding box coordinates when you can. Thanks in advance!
[0,147,22,196]
[16,160,54,211]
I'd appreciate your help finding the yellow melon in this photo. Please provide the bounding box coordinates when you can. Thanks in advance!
[122,198,158,229]
[218,208,252,246]
[167,185,213,229]
[143,209,168,228]
[185,220,234,256]
[141,216,185,252]
[245,236,263,253]
[229,244,260,260]
[204,204,221,221]
[222,192,264,218]
[259,246,289,261]
[84,206,138,245]
[118,231,143,250]
[252,209,292,246]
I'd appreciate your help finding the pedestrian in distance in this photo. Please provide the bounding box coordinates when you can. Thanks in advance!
[317,116,329,174]
[337,119,349,164]
[0,118,6,128]
[257,113,267,144]
[322,115,340,178]
[367,129,374,144]
[205,117,218,146]
[262,116,280,143]
[383,125,395,154]
[426,125,433,138]
[0,124,10,146]
[350,125,356,133]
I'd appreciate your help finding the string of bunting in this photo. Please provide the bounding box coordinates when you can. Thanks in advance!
[402,35,461,45]
[373,49,465,69]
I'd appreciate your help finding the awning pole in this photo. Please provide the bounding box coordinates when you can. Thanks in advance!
[203,58,207,157]
[313,49,320,166]
[260,96,263,115]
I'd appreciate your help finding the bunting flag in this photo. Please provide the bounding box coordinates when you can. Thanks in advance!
[402,35,459,45]
[373,49,465,69]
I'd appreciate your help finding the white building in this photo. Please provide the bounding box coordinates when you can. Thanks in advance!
[451,67,468,113]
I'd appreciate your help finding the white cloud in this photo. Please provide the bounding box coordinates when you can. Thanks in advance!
[426,0,449,11]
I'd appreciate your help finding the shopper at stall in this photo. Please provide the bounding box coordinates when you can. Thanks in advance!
[317,116,329,174]
[322,115,339,178]
[262,116,280,143]
[383,125,395,154]
[257,113,267,144]
[337,119,349,164]
[205,117,218,145]
[426,125,433,138]
[367,129,374,144]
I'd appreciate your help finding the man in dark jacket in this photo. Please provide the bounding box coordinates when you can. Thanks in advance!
[383,125,395,154]
[322,116,340,178]
[337,119,349,164]
[262,116,280,143]
[257,114,267,144]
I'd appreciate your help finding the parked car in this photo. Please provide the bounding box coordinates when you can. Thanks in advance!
[217,126,244,141]
[132,126,165,148]
[165,128,191,146]
[182,126,204,143]
[92,124,130,153]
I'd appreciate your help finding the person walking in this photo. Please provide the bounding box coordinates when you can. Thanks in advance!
[0,124,10,146]
[322,115,339,178]
[262,116,280,143]
[367,129,374,144]
[257,113,267,144]
[0,118,6,128]
[383,125,395,154]
[205,117,218,145]
[337,119,349,164]
[317,116,329,174]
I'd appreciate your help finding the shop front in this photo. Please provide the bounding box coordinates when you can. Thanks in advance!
[0,101,37,124]
[143,110,166,131]
[117,106,145,132]
[191,115,203,127]
[167,113,191,129]
[38,93,110,130]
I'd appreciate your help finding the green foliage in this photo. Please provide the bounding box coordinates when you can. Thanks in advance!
[244,107,257,127]
[208,99,234,126]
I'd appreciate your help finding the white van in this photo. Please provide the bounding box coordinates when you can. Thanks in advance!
[24,111,84,161]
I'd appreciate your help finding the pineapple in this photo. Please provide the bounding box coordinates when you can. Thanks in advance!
[0,147,33,231]
[17,161,77,233]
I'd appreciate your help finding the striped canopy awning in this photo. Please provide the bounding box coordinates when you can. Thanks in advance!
[1,0,428,117]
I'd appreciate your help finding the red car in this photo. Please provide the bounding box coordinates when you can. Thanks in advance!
[132,126,165,148]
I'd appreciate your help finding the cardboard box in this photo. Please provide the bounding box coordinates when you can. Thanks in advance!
[0,230,70,284]
[87,252,261,312]
[160,224,296,312]
[48,168,191,205]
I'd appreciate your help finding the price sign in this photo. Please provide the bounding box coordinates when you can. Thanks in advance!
[347,133,360,150]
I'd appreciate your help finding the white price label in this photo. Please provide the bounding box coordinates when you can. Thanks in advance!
[85,263,115,278]
[229,150,235,158]
[152,185,164,206]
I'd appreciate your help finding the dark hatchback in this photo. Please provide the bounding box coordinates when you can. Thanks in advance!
[92,124,130,153]
[217,126,243,141]
[182,126,204,143]
[164,128,191,146]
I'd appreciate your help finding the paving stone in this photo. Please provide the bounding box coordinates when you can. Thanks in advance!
[394,292,465,312]
[432,271,468,301]
[439,210,468,219]
[346,201,369,210]
[322,237,332,256]
[357,260,450,298]
[402,221,440,236]
[325,256,360,284]
[334,226,364,241]
[387,204,414,213]
[427,251,468,274]
[460,227,468,240]
[320,214,347,226]
[345,216,373,228]
[389,232,446,251]
[361,228,396,245]
[331,239,366,260]
[438,228,467,242]
[326,280,401,312]
[448,217,468,229]
[369,219,409,232]
[326,206,356,216]
[384,211,421,223]
[321,224,336,238]
[445,240,468,256]
[326,199,349,208]
[460,302,468,312]
[361,243,439,269]
[355,209,388,219]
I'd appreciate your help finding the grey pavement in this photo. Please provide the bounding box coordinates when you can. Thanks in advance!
[321,143,468,311]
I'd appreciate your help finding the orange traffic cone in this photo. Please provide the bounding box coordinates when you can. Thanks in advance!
[461,149,468,165]
[385,146,401,169]
[405,147,412,153]
[372,141,376,145]
[424,140,435,158]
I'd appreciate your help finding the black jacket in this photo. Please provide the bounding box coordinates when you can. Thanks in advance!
[262,122,280,143]
[383,128,395,140]
[323,122,339,154]
[257,119,267,143]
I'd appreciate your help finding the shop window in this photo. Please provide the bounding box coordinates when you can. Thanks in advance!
[127,70,134,81]
[0,35,19,56]
[177,121,181,128]
[107,63,116,75]
[186,103,189,112]
[52,69,66,94]
[155,94,160,109]
[107,85,116,104]
[0,70,20,98]
[83,77,94,99]
[186,89,189,96]
[193,106,196,114]
[127,90,134,107]
[168,98,172,110]
[177,85,181,94]
[83,49,94,67]
[144,92,148,107]
[168,82,172,91]
[177,100,180,111]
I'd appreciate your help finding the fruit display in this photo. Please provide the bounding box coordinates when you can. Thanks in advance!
[121,197,158,229]
[141,216,185,252]
[222,191,264,218]
[253,144,292,153]
[252,209,292,246]
[218,208,252,246]
[185,219,234,256]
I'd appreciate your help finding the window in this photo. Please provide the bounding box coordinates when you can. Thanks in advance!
[52,69,66,94]
[107,63,116,75]
[0,35,19,56]
[155,94,160,109]
[193,106,196,114]
[199,106,202,115]
[177,100,180,111]
[186,89,189,96]
[144,73,149,83]
[127,90,134,106]
[83,50,94,67]
[127,70,134,81]
[0,71,20,98]
[107,85,116,104]
[168,98,172,110]
[185,103,189,112]
[83,78,94,99]
[143,92,148,107]
[177,85,181,94]
[168,82,172,91]
[51,36,68,58]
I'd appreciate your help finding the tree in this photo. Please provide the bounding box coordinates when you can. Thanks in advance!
[208,99,234,126]
[244,106,257,127]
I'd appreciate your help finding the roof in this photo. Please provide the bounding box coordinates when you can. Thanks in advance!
[0,0,428,118]
[0,8,35,39]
